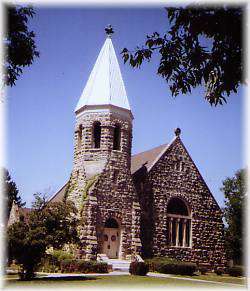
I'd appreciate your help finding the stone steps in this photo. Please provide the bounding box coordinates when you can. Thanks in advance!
[107,259,131,272]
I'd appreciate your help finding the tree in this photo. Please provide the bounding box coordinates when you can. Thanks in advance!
[7,193,79,280]
[1,168,25,219]
[7,220,47,280]
[221,169,246,265]
[121,6,244,106]
[4,5,39,86]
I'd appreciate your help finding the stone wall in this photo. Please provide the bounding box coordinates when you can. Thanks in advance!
[134,136,226,269]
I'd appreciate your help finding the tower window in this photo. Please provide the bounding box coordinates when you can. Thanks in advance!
[93,122,101,148]
[113,124,121,150]
[77,125,82,149]
[113,170,119,184]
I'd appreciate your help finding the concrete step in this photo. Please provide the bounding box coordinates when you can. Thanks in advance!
[107,259,131,272]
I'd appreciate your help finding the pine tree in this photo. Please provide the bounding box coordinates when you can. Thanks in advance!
[2,168,25,218]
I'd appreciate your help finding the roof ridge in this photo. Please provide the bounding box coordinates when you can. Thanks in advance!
[132,143,168,157]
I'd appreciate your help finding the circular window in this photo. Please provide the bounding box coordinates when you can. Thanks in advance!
[111,235,116,241]
[104,234,108,241]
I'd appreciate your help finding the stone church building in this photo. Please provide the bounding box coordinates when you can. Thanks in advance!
[9,29,226,269]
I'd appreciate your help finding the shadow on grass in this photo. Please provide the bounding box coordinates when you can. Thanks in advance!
[7,275,98,284]
[27,276,98,282]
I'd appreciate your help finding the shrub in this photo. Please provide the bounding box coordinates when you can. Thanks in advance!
[158,262,196,276]
[145,257,180,272]
[145,257,197,276]
[228,266,244,277]
[199,267,208,275]
[214,268,223,276]
[77,260,108,273]
[60,259,108,274]
[60,259,77,273]
[129,262,149,276]
[51,250,74,263]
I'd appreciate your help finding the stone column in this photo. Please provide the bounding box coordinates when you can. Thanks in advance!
[169,217,173,246]
[182,219,187,247]
[79,196,98,260]
[176,218,180,247]
[131,201,142,257]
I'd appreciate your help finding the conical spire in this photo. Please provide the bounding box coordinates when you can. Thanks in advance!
[75,30,131,113]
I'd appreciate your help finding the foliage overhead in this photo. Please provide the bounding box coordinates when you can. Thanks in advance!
[221,169,246,264]
[1,168,25,219]
[8,193,79,280]
[4,5,39,86]
[121,6,244,106]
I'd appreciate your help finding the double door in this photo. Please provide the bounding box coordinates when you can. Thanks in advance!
[102,228,120,258]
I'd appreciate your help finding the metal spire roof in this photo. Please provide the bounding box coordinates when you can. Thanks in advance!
[75,34,131,113]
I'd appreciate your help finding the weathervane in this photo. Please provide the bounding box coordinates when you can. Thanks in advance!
[105,24,114,38]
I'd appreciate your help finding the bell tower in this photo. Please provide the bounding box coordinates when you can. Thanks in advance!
[67,26,141,260]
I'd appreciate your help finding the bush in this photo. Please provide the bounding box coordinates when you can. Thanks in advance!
[214,268,223,276]
[129,262,149,276]
[60,259,77,273]
[51,250,74,263]
[60,259,108,274]
[145,257,197,276]
[38,250,74,272]
[158,262,196,276]
[77,260,109,273]
[199,267,208,275]
[228,266,244,277]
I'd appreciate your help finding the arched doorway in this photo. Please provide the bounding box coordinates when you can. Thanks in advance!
[102,218,120,258]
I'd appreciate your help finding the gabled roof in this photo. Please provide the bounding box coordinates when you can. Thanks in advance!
[131,143,169,174]
[47,182,68,203]
[75,37,131,113]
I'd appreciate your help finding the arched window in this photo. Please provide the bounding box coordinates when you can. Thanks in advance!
[93,122,101,148]
[167,197,191,247]
[113,124,121,150]
[77,124,82,149]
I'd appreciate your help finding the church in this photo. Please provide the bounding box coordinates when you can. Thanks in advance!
[9,28,226,269]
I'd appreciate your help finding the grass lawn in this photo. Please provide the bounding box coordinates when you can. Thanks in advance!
[174,272,246,285]
[4,273,246,288]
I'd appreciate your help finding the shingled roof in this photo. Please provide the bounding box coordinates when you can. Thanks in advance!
[131,143,168,174]
[48,182,68,203]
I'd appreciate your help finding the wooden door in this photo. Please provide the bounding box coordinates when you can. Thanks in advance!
[102,228,119,258]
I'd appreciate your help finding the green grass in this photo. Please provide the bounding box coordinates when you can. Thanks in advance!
[4,274,246,288]
[174,272,246,285]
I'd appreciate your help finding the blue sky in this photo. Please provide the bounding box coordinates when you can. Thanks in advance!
[6,7,245,207]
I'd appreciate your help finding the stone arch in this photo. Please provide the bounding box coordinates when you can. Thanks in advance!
[167,196,191,216]
[102,216,121,259]
[166,196,192,248]
[104,217,119,228]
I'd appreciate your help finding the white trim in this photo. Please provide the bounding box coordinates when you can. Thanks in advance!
[76,104,133,121]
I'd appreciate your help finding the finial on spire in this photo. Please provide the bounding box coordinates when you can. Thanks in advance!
[105,24,114,38]
[175,127,181,137]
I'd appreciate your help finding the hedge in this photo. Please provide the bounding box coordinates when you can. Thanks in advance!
[145,257,197,276]
[129,262,149,276]
[61,259,109,274]
[227,266,244,277]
